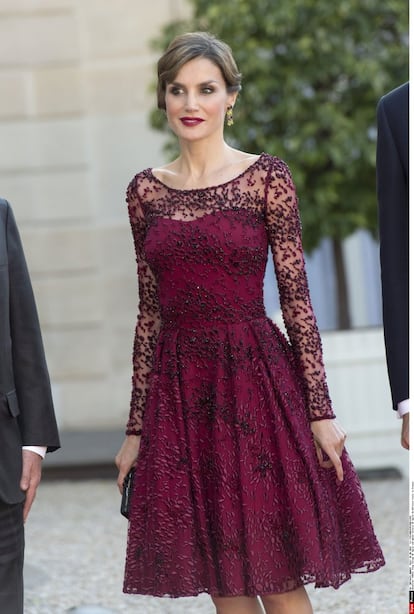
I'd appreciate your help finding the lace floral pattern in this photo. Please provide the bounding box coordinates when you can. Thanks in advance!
[123,153,384,596]
[126,154,333,434]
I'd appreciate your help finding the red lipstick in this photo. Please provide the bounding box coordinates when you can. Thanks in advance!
[180,117,204,126]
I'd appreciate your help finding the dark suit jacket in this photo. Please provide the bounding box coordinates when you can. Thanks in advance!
[376,82,409,409]
[0,199,60,504]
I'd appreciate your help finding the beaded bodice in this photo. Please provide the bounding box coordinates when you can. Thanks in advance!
[125,153,334,434]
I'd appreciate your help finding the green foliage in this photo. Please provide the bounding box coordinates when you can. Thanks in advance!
[149,0,408,251]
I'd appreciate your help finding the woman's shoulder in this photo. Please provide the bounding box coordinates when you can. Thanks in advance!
[126,167,157,203]
[257,152,291,173]
[254,153,295,190]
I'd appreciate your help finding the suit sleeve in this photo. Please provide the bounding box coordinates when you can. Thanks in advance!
[376,97,409,408]
[7,203,60,451]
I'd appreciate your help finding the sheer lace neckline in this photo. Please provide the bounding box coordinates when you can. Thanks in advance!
[149,152,265,193]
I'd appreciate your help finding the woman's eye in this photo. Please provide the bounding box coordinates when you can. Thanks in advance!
[201,87,214,94]
[169,86,183,95]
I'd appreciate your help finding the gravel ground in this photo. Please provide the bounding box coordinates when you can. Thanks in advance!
[23,477,408,614]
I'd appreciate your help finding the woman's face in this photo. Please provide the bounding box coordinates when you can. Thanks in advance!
[164,56,237,142]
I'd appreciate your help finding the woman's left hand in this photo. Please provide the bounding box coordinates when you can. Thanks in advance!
[310,419,346,482]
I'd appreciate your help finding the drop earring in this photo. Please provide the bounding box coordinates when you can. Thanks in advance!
[226,106,234,127]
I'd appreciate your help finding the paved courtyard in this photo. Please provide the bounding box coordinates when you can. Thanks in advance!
[24,476,408,613]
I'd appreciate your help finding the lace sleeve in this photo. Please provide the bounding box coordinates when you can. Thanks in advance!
[264,158,335,421]
[125,176,161,435]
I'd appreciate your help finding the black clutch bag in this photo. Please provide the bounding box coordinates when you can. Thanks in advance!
[120,468,135,519]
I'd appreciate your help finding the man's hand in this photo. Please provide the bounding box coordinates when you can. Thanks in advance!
[20,450,43,522]
[401,413,409,450]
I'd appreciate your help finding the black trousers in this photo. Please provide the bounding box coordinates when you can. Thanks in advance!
[0,501,24,614]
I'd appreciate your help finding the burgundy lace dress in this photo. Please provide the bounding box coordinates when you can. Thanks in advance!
[123,153,384,598]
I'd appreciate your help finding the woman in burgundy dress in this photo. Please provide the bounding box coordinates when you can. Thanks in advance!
[115,31,384,614]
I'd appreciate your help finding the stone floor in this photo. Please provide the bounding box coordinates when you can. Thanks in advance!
[24,476,408,614]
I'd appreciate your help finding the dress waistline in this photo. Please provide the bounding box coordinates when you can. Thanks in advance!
[160,312,268,332]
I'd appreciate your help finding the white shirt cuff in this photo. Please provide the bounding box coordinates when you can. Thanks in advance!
[22,445,47,459]
[397,399,410,417]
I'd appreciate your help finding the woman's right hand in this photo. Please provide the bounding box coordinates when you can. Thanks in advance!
[115,435,141,493]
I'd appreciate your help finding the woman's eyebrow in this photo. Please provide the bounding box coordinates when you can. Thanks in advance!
[169,80,220,87]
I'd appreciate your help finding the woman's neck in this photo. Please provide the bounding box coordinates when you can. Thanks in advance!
[176,140,234,179]
[153,138,256,190]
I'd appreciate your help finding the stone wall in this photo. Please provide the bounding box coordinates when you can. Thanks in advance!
[0,0,190,430]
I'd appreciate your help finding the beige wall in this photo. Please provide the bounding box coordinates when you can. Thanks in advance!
[0,0,190,429]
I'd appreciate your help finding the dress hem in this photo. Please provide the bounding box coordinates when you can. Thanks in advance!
[123,558,385,598]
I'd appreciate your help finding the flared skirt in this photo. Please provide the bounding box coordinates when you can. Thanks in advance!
[124,317,384,597]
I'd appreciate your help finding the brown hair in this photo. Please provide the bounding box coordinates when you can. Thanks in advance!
[157,31,242,109]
